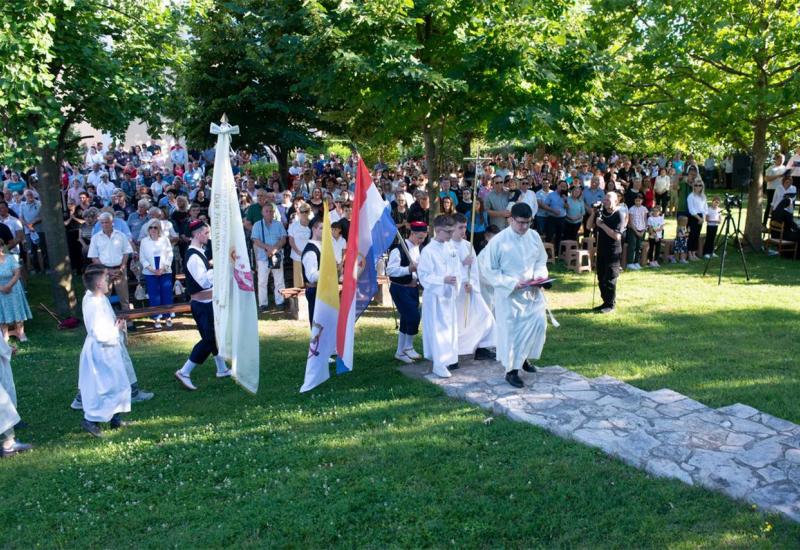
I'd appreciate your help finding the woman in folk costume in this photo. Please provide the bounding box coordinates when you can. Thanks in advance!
[417,215,461,379]
[0,337,32,457]
[478,203,550,389]
[174,220,231,391]
[449,213,495,359]
[79,264,133,437]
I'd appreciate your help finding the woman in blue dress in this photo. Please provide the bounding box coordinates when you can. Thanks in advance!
[0,241,32,342]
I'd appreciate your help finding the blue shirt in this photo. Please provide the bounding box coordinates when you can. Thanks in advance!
[465,210,488,233]
[583,188,605,210]
[535,190,550,218]
[544,191,567,218]
[92,218,132,238]
[439,190,459,206]
[566,196,586,221]
[251,219,287,261]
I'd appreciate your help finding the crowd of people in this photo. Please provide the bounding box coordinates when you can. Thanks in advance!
[1,140,799,450]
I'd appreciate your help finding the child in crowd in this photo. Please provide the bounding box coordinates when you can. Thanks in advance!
[646,204,665,267]
[642,180,655,210]
[673,215,690,264]
[626,194,648,270]
[703,196,721,259]
[78,264,133,437]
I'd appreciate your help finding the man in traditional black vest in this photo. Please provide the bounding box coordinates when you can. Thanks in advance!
[174,220,232,391]
[301,217,324,327]
[386,221,427,363]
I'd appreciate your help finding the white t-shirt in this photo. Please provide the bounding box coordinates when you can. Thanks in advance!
[772,184,797,214]
[646,215,664,239]
[766,165,788,191]
[787,154,800,177]
[332,236,347,264]
[287,220,311,261]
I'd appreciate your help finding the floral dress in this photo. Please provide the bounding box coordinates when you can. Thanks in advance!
[0,255,32,324]
[673,226,689,254]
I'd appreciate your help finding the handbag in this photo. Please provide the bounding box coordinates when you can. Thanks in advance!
[173,279,184,296]
[134,283,147,301]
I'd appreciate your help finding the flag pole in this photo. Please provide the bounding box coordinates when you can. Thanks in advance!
[462,154,492,327]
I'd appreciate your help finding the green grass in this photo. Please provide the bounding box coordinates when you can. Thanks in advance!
[1,248,800,548]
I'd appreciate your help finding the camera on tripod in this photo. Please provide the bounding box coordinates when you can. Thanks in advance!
[723,194,742,210]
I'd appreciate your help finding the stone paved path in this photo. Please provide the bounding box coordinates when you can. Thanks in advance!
[400,359,800,522]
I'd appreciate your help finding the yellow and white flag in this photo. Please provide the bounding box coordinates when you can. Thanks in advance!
[300,207,339,392]
[209,116,260,394]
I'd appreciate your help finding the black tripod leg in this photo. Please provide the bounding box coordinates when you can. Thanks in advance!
[717,219,730,285]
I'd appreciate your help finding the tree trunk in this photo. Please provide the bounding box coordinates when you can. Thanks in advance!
[460,131,472,174]
[423,124,440,218]
[744,117,768,247]
[36,145,77,317]
[269,145,290,190]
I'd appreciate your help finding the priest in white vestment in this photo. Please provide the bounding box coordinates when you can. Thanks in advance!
[0,337,31,457]
[78,265,132,436]
[417,215,461,378]
[450,214,495,358]
[478,203,549,388]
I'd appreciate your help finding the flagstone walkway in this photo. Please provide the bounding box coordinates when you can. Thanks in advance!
[399,359,800,522]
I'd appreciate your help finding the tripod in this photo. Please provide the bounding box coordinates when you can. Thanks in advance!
[702,206,751,284]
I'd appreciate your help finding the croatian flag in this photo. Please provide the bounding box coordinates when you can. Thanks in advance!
[336,157,397,372]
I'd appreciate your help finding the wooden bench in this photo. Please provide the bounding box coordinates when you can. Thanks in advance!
[279,276,392,321]
[118,303,192,321]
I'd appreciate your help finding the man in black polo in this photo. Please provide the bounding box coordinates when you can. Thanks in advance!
[588,191,624,314]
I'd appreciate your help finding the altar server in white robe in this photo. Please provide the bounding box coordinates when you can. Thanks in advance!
[417,215,461,378]
[0,338,31,457]
[450,213,496,358]
[478,203,549,388]
[78,264,132,437]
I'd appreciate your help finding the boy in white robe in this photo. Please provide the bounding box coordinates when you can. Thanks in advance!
[450,213,495,358]
[79,264,132,437]
[417,215,461,378]
[478,203,550,388]
[0,338,32,457]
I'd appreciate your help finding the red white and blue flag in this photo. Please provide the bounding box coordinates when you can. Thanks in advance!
[336,157,397,373]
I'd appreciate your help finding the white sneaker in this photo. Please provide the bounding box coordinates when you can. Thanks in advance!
[174,370,197,391]
[633,263,642,269]
[703,254,711,259]
[649,261,659,268]
[626,263,639,270]
[154,321,162,329]
[165,319,173,328]
[432,364,452,378]
[679,259,689,264]
[394,352,414,364]
[404,348,421,360]
[216,368,232,378]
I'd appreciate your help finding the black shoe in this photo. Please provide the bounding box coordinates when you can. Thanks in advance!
[592,303,607,312]
[448,362,460,371]
[600,306,615,314]
[109,414,128,430]
[274,303,286,311]
[259,305,269,314]
[13,420,28,430]
[474,347,496,361]
[81,419,103,438]
[505,370,524,388]
[126,323,137,332]
[522,360,537,373]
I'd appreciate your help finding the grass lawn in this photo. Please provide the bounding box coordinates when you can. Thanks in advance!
[2,242,800,548]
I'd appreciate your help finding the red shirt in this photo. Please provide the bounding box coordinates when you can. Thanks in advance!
[644,188,655,209]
